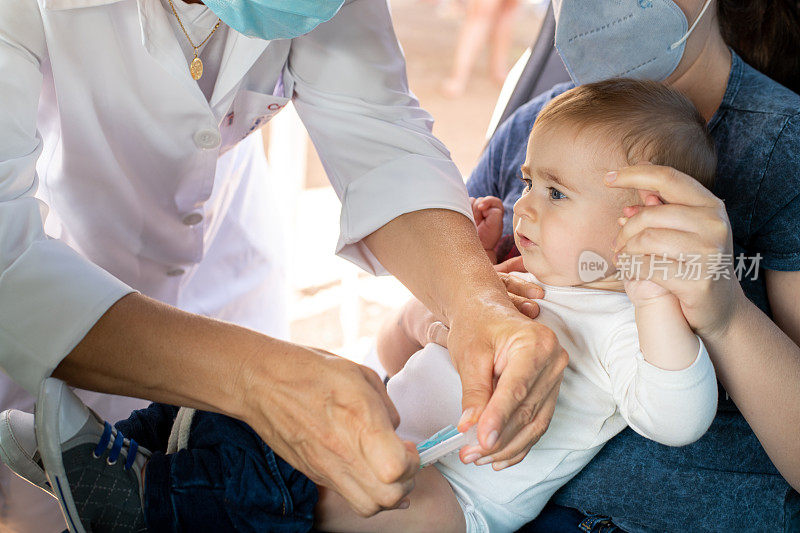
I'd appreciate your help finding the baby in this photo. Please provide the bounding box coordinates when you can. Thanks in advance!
[5,78,718,533]
[366,78,721,532]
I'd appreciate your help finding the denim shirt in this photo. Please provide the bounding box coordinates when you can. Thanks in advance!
[467,51,800,532]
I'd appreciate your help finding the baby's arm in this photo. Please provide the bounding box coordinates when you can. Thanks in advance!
[605,283,718,446]
[377,298,443,377]
[315,465,465,533]
[624,280,700,370]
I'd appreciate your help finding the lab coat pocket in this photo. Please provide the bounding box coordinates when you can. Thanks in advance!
[220,90,290,153]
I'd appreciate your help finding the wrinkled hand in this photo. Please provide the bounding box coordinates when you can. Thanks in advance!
[607,164,742,339]
[243,344,419,516]
[399,268,544,349]
[495,261,544,320]
[471,196,504,255]
[448,302,568,470]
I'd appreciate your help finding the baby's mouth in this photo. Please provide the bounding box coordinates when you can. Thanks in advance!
[515,232,538,248]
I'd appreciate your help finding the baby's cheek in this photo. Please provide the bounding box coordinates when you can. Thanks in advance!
[542,224,585,276]
[564,219,615,273]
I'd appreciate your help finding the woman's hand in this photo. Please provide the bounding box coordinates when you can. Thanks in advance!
[494,256,543,319]
[242,343,420,517]
[364,209,562,471]
[397,271,544,351]
[58,294,419,517]
[447,301,568,469]
[606,165,800,490]
[606,164,746,340]
[390,276,552,469]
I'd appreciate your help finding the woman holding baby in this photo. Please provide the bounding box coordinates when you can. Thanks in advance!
[390,0,800,530]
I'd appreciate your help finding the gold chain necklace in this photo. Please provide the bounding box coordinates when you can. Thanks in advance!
[166,0,221,81]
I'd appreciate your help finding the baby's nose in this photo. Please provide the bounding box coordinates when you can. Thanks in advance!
[513,197,537,222]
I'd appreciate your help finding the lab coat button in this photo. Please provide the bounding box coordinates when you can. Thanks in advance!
[182,213,203,226]
[166,268,185,277]
[194,129,221,149]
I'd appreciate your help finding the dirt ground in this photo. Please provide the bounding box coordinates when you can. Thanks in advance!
[289,0,544,355]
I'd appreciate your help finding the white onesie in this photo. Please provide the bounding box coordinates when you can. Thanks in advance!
[387,272,718,532]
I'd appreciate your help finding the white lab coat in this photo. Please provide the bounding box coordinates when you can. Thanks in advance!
[0,0,471,529]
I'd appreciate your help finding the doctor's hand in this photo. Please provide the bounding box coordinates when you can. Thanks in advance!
[394,266,543,353]
[240,343,419,516]
[448,302,568,470]
[495,257,544,320]
[395,281,543,354]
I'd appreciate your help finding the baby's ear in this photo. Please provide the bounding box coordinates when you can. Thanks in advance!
[634,189,662,206]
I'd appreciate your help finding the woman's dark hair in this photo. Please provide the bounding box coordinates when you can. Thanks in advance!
[718,0,800,94]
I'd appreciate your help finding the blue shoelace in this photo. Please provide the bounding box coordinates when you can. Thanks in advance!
[92,422,140,471]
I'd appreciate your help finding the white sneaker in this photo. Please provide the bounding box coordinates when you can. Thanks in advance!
[0,409,53,494]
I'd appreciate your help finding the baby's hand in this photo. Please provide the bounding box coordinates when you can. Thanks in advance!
[623,278,672,306]
[471,196,504,253]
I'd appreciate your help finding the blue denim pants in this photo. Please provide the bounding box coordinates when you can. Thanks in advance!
[114,404,799,532]
[519,504,623,533]
[114,403,318,533]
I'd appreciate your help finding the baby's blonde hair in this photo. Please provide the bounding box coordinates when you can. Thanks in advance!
[532,78,717,190]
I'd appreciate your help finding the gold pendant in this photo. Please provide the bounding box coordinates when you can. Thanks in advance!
[190,56,203,81]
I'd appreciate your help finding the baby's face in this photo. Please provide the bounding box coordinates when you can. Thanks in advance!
[513,123,637,287]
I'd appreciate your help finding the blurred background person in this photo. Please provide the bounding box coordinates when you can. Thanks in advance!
[441,0,523,97]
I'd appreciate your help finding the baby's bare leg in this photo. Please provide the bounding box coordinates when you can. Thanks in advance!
[314,466,465,533]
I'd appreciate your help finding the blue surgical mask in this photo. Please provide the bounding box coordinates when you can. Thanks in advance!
[553,0,713,85]
[202,0,345,40]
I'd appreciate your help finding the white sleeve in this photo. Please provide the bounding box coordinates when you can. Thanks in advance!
[602,321,718,446]
[0,1,134,394]
[283,0,473,275]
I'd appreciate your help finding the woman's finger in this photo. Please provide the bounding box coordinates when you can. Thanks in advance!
[464,372,561,467]
[498,272,545,299]
[614,204,725,253]
[618,227,719,264]
[506,293,540,319]
[489,378,561,468]
[360,365,402,429]
[605,164,722,209]
[477,335,567,454]
[495,255,526,273]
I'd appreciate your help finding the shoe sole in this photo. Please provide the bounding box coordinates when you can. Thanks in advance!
[0,410,53,495]
[35,378,87,533]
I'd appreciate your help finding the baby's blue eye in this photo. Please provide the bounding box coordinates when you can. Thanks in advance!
[520,176,532,192]
[548,187,567,200]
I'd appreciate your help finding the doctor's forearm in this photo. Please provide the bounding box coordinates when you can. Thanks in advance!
[53,293,268,420]
[363,209,513,325]
[55,293,421,513]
